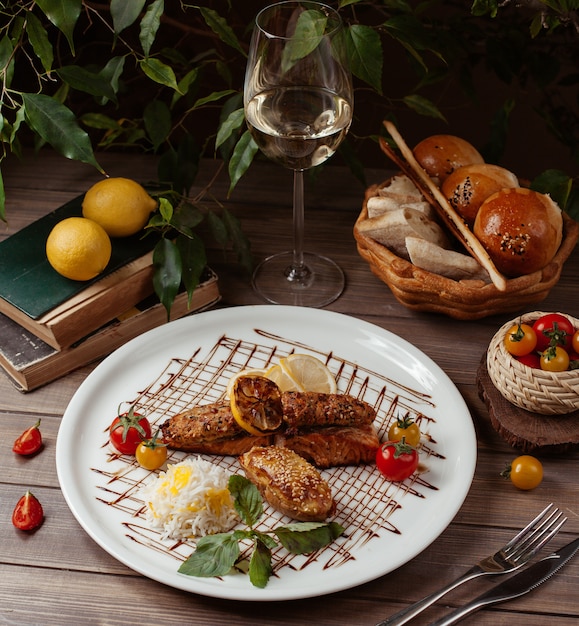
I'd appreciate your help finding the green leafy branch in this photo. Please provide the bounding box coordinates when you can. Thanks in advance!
[178,475,345,589]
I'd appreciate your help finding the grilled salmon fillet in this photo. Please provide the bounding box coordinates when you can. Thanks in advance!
[239,446,336,522]
[274,423,380,469]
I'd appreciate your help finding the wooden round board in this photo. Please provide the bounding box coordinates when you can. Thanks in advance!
[477,352,579,455]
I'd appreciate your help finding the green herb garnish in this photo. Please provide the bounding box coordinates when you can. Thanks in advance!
[178,474,344,588]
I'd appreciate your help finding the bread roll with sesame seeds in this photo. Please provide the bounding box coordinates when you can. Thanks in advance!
[473,187,563,277]
[441,163,519,227]
[239,446,336,522]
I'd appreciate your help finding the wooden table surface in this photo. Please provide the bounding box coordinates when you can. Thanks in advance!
[1,151,578,625]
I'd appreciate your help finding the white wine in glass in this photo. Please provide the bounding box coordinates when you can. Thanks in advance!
[244,1,353,307]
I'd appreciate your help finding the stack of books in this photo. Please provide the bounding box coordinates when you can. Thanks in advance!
[0,194,220,392]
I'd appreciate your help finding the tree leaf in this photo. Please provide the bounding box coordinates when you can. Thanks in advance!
[248,538,273,589]
[206,211,229,247]
[22,93,104,173]
[275,522,345,554]
[344,24,383,94]
[0,36,14,88]
[402,94,447,121]
[144,99,172,151]
[139,0,164,57]
[26,11,54,73]
[152,237,182,320]
[111,0,147,35]
[175,233,206,307]
[56,65,118,104]
[178,533,240,577]
[191,89,236,111]
[139,57,181,93]
[222,207,252,273]
[228,130,259,194]
[0,168,5,222]
[216,107,245,151]
[531,169,572,211]
[35,0,81,55]
[281,9,327,73]
[199,7,245,56]
[228,475,263,528]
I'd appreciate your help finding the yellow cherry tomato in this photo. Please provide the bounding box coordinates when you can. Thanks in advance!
[388,414,421,447]
[540,346,570,372]
[504,323,537,357]
[135,431,167,470]
[502,455,543,490]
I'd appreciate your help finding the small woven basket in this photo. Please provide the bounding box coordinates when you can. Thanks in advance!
[354,182,579,320]
[487,311,579,415]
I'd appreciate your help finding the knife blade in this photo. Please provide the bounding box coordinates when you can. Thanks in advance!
[428,537,579,626]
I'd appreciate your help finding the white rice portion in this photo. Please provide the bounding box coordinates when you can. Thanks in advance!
[139,456,239,541]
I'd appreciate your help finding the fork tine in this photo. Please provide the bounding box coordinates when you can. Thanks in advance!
[503,503,555,551]
[503,504,566,562]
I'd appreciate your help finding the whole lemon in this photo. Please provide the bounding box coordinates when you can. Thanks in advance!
[46,217,112,281]
[82,177,157,238]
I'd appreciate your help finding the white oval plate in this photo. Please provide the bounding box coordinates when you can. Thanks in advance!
[56,305,476,601]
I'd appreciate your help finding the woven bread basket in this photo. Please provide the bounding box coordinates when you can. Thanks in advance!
[354,181,579,320]
[487,311,579,415]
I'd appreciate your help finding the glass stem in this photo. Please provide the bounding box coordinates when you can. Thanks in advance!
[287,169,310,282]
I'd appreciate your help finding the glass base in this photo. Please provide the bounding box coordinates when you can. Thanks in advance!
[252,251,345,307]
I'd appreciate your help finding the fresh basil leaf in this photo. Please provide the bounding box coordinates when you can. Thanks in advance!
[248,538,273,588]
[178,533,240,577]
[228,475,263,527]
[275,522,345,554]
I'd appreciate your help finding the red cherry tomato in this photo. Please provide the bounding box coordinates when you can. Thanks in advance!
[13,419,43,456]
[376,439,419,482]
[532,313,574,352]
[540,346,570,372]
[12,491,44,531]
[109,406,152,455]
[516,352,541,369]
[504,323,537,357]
[573,330,579,355]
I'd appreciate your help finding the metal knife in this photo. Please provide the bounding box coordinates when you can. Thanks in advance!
[427,537,579,626]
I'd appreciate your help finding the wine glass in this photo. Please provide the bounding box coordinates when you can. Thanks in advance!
[244,1,353,307]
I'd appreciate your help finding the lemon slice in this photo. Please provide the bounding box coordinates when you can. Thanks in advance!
[230,375,283,436]
[264,363,304,392]
[279,354,337,394]
[226,368,267,398]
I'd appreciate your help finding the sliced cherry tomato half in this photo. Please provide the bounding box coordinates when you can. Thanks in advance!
[501,455,543,490]
[540,346,570,372]
[376,438,419,482]
[13,419,43,456]
[135,430,168,470]
[532,313,574,352]
[504,322,537,357]
[109,406,152,455]
[388,414,421,447]
[12,491,44,530]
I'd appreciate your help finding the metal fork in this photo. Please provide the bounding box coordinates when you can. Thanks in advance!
[376,503,567,626]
